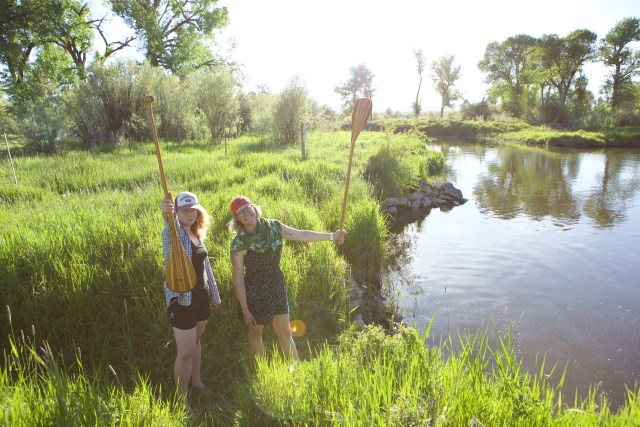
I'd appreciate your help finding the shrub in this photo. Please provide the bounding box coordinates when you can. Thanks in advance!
[425,150,445,176]
[273,76,309,145]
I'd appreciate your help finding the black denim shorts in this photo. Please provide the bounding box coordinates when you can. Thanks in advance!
[168,287,211,330]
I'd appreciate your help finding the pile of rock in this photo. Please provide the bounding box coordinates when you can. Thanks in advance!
[382,180,467,220]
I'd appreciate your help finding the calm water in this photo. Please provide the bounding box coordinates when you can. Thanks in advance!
[384,141,640,408]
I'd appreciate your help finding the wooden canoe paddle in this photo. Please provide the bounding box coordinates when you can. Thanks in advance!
[340,98,373,229]
[143,95,196,293]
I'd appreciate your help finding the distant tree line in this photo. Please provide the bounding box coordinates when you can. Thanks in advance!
[414,18,640,128]
[1,1,639,152]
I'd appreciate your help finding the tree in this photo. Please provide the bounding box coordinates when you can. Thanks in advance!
[430,55,461,118]
[599,17,640,112]
[42,0,96,81]
[192,68,238,142]
[62,71,104,148]
[478,34,539,119]
[308,102,338,132]
[0,92,16,132]
[538,30,597,126]
[48,1,135,77]
[274,76,309,144]
[107,0,229,73]
[0,0,124,85]
[0,0,45,89]
[247,91,276,141]
[236,92,252,135]
[539,30,597,107]
[12,44,74,150]
[413,49,425,118]
[567,75,595,128]
[335,63,375,113]
[0,1,89,149]
[460,98,492,121]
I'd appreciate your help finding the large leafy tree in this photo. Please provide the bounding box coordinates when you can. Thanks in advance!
[430,54,461,118]
[107,0,229,73]
[599,17,640,111]
[1,0,131,91]
[1,0,103,149]
[478,34,539,119]
[0,0,45,88]
[539,30,597,108]
[46,0,135,78]
[42,0,96,80]
[335,63,375,114]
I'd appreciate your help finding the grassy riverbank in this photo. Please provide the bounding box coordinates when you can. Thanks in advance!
[500,125,640,147]
[2,131,639,425]
[368,118,640,147]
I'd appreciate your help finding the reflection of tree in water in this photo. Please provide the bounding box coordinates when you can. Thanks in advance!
[473,147,580,222]
[583,152,640,228]
[472,146,640,228]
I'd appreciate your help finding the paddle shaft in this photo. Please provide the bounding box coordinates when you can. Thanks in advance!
[143,97,171,199]
[143,96,196,293]
[340,135,357,230]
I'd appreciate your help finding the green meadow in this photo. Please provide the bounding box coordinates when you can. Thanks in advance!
[2,131,639,425]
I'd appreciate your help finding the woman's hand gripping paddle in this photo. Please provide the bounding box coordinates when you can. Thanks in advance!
[340,98,373,229]
[143,96,196,293]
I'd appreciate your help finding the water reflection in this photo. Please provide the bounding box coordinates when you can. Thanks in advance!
[387,141,640,410]
[474,148,581,222]
[455,144,640,227]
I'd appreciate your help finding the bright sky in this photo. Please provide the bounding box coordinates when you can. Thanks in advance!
[93,0,640,113]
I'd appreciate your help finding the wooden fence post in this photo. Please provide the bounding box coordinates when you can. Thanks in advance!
[3,133,18,184]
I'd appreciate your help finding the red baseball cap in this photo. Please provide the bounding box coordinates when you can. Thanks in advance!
[230,196,253,215]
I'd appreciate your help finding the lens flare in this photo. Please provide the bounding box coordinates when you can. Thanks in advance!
[290,319,307,338]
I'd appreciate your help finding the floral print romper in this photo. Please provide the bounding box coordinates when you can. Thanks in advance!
[232,218,289,325]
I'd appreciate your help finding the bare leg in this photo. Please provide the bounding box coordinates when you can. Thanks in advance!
[190,320,208,389]
[272,313,299,361]
[248,323,265,357]
[173,327,197,396]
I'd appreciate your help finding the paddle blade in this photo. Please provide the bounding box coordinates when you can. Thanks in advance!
[165,239,197,292]
[164,219,197,293]
[351,98,372,144]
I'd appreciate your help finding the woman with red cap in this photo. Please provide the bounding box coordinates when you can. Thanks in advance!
[229,195,345,360]
[160,191,221,397]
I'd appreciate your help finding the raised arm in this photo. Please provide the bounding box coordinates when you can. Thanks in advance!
[280,223,345,245]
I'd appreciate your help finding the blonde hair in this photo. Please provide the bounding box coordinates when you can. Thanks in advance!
[175,195,210,242]
[193,209,210,242]
[228,204,263,234]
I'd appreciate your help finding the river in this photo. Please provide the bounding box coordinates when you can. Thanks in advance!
[384,140,640,409]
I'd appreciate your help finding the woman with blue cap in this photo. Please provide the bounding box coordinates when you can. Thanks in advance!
[160,191,221,396]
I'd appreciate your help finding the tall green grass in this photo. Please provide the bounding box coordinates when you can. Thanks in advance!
[1,334,187,426]
[243,325,640,426]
